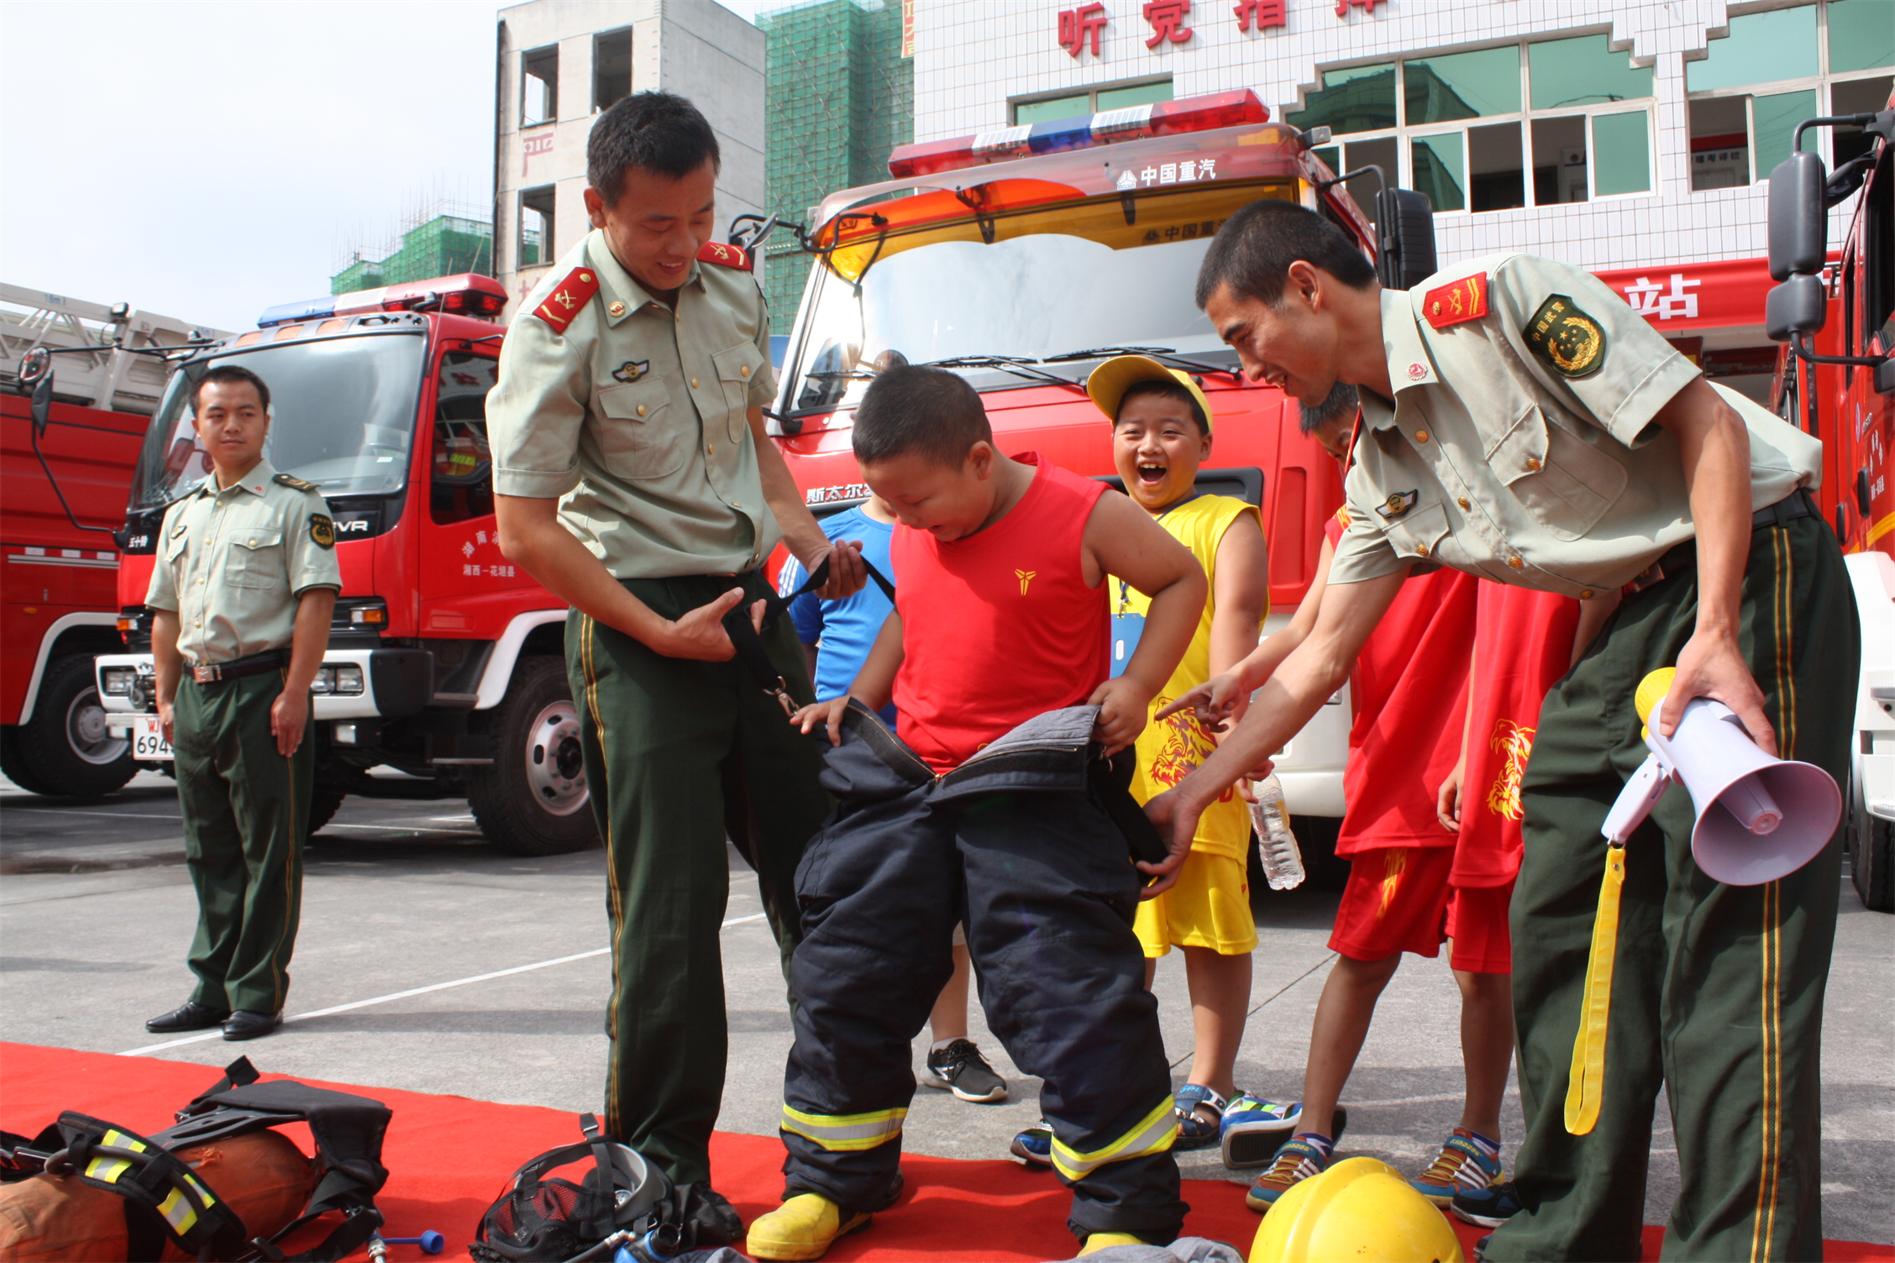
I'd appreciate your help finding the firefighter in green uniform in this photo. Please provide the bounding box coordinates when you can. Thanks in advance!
[144,364,341,1043]
[1147,202,1857,1261]
[486,92,864,1244]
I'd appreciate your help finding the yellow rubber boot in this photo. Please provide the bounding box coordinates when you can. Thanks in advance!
[1079,1232,1146,1255]
[745,1193,871,1261]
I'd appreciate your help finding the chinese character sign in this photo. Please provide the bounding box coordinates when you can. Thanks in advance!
[1234,0,1286,31]
[1621,273,1701,322]
[1334,0,1379,16]
[1058,2,1109,57]
[1144,0,1193,46]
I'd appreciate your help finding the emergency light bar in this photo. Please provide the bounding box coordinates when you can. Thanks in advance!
[887,89,1268,179]
[257,273,508,328]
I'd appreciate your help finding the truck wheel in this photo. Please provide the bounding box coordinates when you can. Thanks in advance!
[1848,809,1895,913]
[468,656,598,856]
[1,727,56,795]
[14,656,135,800]
[306,779,347,839]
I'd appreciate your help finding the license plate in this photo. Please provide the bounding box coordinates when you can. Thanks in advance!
[132,714,173,761]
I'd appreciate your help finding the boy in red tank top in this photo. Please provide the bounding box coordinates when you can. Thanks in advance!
[746,366,1206,1260]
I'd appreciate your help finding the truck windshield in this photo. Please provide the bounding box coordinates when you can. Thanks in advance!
[130,332,425,509]
[784,181,1290,415]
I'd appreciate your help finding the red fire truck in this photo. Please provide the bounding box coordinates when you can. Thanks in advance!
[75,275,598,853]
[1,285,211,798]
[1764,93,1895,910]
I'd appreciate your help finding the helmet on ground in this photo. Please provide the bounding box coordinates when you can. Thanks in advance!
[1249,1156,1465,1263]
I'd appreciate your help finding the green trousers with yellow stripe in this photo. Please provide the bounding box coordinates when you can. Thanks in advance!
[1489,515,1857,1262]
[172,671,309,1016]
[567,571,831,1189]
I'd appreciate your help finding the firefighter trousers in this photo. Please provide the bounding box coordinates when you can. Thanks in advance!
[567,571,831,1189]
[1488,514,1858,1262]
[778,706,1186,1244]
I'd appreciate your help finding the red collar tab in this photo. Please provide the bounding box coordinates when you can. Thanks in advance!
[1422,273,1489,330]
[533,267,600,334]
[698,240,752,271]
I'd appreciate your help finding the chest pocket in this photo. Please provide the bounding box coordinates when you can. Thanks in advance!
[596,378,686,482]
[229,529,286,590]
[1490,403,1628,542]
[1382,501,1450,564]
[712,342,764,443]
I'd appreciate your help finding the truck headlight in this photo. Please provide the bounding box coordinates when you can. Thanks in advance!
[101,667,136,696]
[311,664,366,696]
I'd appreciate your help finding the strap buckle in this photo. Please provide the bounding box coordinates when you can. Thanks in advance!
[768,680,796,718]
[191,662,222,685]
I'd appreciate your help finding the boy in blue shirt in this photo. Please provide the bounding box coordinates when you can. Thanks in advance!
[777,495,1008,1106]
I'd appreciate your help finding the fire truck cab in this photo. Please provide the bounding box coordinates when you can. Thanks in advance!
[87,275,593,854]
[765,90,1431,856]
[1764,92,1895,909]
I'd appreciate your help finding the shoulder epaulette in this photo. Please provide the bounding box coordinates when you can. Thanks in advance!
[273,473,319,492]
[697,240,753,272]
[1422,273,1489,330]
[533,266,600,334]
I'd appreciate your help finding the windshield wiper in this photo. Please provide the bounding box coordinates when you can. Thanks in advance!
[918,355,1088,395]
[1043,345,1245,384]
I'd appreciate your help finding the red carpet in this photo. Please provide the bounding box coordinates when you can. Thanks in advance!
[2,1043,1888,1261]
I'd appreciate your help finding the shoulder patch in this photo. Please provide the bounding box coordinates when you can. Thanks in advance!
[533,266,600,334]
[309,514,336,549]
[1422,273,1489,330]
[273,473,318,492]
[697,240,753,271]
[1524,294,1607,378]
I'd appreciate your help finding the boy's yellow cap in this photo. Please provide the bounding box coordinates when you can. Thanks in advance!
[1086,354,1214,433]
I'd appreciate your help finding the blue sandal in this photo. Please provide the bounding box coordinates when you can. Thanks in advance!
[1171,1084,1229,1149]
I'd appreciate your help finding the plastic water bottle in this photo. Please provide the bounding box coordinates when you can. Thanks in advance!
[1248,772,1305,891]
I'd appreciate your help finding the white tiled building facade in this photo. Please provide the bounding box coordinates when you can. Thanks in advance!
[907,0,1892,275]
[494,0,767,314]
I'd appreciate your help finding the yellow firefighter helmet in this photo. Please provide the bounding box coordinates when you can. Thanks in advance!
[1249,1156,1466,1263]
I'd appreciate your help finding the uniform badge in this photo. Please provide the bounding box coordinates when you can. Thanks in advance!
[1525,294,1607,378]
[1423,273,1489,330]
[273,472,318,491]
[533,267,599,334]
[607,300,627,318]
[1376,489,1419,520]
[696,240,753,271]
[612,360,651,383]
[309,514,336,549]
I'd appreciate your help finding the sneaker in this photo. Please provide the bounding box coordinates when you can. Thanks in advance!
[1411,1128,1502,1205]
[1223,1099,1347,1169]
[1010,1118,1052,1167]
[1243,1133,1333,1212]
[925,1038,1008,1103]
[1452,1179,1523,1229]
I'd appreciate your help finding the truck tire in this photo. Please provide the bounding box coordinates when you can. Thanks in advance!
[468,656,599,856]
[306,779,347,839]
[13,656,136,800]
[1,727,56,795]
[1848,808,1895,913]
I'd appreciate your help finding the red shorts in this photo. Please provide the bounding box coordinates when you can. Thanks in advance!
[1330,848,1514,974]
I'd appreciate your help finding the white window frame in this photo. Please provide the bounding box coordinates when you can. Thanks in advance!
[521,44,558,129]
[517,185,555,271]
[1009,75,1174,125]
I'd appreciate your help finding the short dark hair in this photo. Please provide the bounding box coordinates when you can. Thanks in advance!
[193,364,270,413]
[1195,200,1377,309]
[587,92,722,204]
[1299,381,1358,435]
[1117,378,1208,435]
[853,366,992,468]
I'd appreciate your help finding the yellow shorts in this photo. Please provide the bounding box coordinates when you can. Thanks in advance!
[1134,851,1257,958]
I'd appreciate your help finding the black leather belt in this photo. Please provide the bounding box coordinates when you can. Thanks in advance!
[188,649,288,686]
[1625,488,1818,594]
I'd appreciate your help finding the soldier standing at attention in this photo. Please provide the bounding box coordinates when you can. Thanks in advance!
[488,92,863,1244]
[144,364,340,1043]
[1152,201,1856,1261]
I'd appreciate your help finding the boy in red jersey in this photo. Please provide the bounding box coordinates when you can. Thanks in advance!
[745,366,1206,1260]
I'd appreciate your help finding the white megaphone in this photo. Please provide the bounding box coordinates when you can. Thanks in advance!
[1600,668,1841,885]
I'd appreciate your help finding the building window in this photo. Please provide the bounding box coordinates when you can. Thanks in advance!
[1686,1,1894,190]
[1011,77,1172,124]
[522,45,558,128]
[1296,33,1654,218]
[519,186,554,268]
[594,29,631,112]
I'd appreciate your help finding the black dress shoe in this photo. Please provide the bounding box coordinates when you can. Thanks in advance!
[146,1001,230,1033]
[221,1010,281,1041]
[683,1184,743,1247]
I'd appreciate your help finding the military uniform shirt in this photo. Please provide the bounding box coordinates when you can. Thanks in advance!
[486,229,780,579]
[1328,253,1822,599]
[145,458,342,665]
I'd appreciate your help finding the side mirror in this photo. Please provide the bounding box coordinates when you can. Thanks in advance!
[1375,188,1437,290]
[19,348,54,436]
[1764,273,1827,341]
[1766,151,1827,281]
